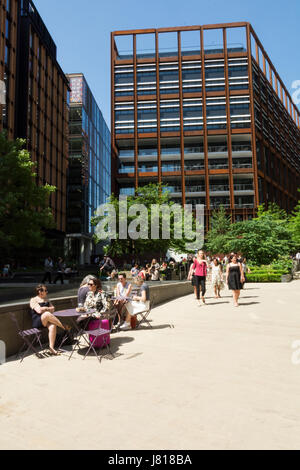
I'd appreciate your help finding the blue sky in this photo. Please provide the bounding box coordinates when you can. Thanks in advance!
[34,0,300,127]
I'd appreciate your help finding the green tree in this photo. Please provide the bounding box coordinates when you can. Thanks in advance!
[257,202,288,221]
[91,183,200,258]
[205,205,231,254]
[225,214,292,265]
[0,133,56,258]
[288,191,300,250]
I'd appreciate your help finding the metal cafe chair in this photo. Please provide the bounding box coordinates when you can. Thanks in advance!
[82,325,114,363]
[69,308,118,363]
[10,312,44,362]
[135,298,155,329]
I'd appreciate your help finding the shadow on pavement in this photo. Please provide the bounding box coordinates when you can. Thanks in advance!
[238,302,260,306]
[206,301,231,306]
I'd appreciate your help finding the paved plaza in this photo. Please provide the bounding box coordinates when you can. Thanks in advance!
[1,282,300,450]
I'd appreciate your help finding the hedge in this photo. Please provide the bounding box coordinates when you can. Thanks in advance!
[246,273,282,282]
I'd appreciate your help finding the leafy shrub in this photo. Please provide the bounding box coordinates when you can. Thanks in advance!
[246,273,282,282]
[270,255,293,274]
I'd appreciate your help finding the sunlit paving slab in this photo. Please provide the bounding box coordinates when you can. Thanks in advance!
[1,282,300,450]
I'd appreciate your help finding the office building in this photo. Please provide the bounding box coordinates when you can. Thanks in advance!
[66,73,111,264]
[1,0,69,246]
[0,0,18,138]
[16,0,69,241]
[111,23,300,227]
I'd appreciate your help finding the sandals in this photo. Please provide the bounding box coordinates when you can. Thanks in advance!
[49,348,59,356]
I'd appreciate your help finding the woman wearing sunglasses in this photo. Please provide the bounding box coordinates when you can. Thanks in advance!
[84,278,110,317]
[30,284,68,355]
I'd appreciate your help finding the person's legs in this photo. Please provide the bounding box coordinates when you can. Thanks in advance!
[125,309,132,324]
[54,273,63,285]
[41,312,65,331]
[214,283,218,298]
[42,272,51,284]
[233,290,239,306]
[195,276,201,300]
[200,277,206,303]
[48,324,57,351]
[116,301,126,325]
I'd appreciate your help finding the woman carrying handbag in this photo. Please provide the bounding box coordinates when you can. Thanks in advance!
[188,250,208,306]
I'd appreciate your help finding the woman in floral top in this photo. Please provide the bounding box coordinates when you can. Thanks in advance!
[83,277,111,319]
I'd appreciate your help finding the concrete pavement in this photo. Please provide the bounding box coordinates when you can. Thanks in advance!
[0,282,300,450]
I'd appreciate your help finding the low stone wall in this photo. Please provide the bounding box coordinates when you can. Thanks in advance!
[0,282,193,359]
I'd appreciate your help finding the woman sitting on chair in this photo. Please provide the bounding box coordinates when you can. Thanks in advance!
[83,278,111,318]
[120,277,150,331]
[79,277,116,333]
[30,285,68,355]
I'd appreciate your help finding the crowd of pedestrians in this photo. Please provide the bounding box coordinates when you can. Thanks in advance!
[188,250,249,307]
[27,249,297,355]
[42,256,78,285]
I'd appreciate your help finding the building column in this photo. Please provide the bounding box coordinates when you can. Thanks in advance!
[79,239,85,266]
[84,239,92,264]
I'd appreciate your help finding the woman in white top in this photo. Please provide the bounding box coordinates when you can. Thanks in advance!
[115,273,132,325]
[116,273,132,298]
[120,277,150,331]
[211,258,223,299]
[150,259,160,281]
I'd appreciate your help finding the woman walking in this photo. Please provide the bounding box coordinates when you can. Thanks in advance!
[189,250,208,306]
[188,256,197,299]
[211,258,224,299]
[226,254,245,307]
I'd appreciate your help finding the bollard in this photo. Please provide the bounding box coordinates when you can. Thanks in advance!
[0,340,6,365]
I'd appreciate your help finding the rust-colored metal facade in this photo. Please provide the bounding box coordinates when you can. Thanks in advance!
[0,0,18,139]
[16,0,69,236]
[111,23,300,227]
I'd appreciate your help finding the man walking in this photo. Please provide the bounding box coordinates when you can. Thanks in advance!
[42,256,54,284]
[99,255,116,277]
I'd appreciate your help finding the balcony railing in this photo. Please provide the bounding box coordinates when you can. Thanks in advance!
[208,163,229,170]
[119,162,254,174]
[186,186,205,193]
[185,164,205,171]
[119,144,252,159]
[210,204,231,209]
[232,162,252,169]
[210,185,230,192]
[233,184,254,191]
[234,203,254,208]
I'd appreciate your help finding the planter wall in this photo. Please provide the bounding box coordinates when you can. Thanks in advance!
[0,282,193,359]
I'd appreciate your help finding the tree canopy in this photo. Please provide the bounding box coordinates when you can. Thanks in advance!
[288,191,300,250]
[91,183,202,258]
[205,205,232,254]
[0,133,56,258]
[205,203,295,265]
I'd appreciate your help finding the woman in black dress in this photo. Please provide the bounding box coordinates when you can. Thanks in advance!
[30,285,68,355]
[226,254,245,307]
